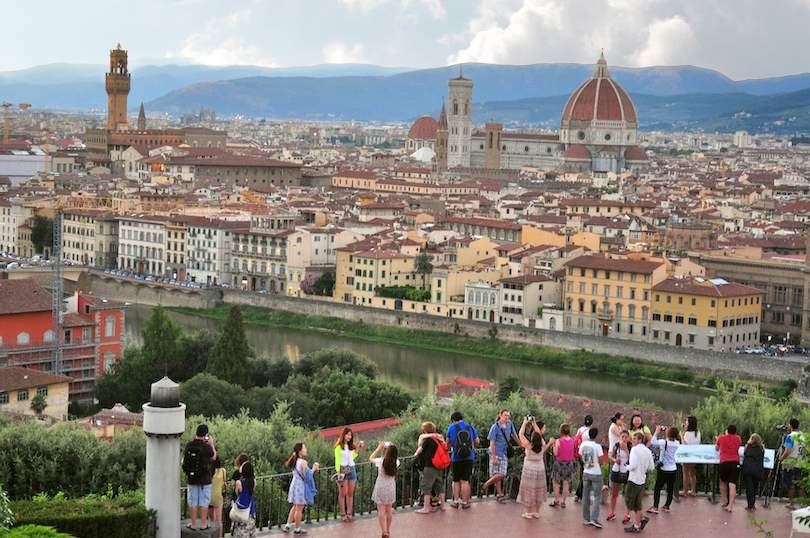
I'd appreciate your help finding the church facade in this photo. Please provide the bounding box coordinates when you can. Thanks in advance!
[408,53,649,175]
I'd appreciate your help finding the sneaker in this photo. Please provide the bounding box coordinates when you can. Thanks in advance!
[622,515,631,524]
[624,526,641,533]
[583,520,591,525]
[607,512,616,521]
[591,520,603,529]
[283,524,292,533]
[293,529,307,535]
[647,507,658,514]
[640,517,650,531]
[662,505,670,512]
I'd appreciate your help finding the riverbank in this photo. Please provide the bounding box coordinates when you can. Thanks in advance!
[168,303,742,393]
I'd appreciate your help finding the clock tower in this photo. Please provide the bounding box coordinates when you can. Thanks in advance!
[106,44,130,132]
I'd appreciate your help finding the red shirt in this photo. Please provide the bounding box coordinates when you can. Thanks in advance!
[716,434,742,463]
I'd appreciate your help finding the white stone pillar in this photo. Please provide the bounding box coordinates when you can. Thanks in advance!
[143,377,186,538]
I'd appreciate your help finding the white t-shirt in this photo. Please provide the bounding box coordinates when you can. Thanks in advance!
[608,424,622,452]
[580,439,604,476]
[611,441,630,473]
[341,446,355,467]
[651,437,680,471]
[683,431,701,445]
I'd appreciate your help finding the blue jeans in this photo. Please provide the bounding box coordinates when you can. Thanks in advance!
[582,473,603,522]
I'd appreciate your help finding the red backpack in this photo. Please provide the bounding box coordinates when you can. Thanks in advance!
[431,437,451,469]
[573,427,587,459]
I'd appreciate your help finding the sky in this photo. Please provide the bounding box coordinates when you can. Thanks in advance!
[3,0,810,80]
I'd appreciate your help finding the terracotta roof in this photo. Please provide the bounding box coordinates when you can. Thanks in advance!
[408,115,438,140]
[499,274,552,285]
[563,144,591,160]
[562,55,637,123]
[652,278,764,297]
[625,146,649,161]
[0,367,71,392]
[63,312,95,328]
[0,279,52,315]
[563,254,663,274]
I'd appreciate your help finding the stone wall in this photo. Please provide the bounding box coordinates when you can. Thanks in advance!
[84,273,804,385]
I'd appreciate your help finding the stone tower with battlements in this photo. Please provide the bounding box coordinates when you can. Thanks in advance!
[447,75,473,167]
[484,122,502,169]
[106,44,130,132]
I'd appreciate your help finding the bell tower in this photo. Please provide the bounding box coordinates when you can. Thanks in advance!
[447,74,473,167]
[106,44,130,132]
[434,101,449,172]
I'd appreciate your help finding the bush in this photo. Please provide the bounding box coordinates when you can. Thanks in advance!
[0,424,145,501]
[1,525,76,538]
[690,382,810,448]
[8,492,153,538]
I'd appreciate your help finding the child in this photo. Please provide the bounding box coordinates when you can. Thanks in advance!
[370,442,399,538]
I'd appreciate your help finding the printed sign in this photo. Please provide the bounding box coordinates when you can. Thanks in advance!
[674,444,775,469]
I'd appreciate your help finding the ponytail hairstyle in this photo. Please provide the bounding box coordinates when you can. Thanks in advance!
[241,461,256,498]
[285,442,304,469]
[611,412,624,424]
[382,444,398,477]
[530,431,544,453]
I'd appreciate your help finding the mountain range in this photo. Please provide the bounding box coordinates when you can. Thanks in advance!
[3,61,810,133]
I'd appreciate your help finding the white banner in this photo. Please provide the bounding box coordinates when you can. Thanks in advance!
[674,444,775,469]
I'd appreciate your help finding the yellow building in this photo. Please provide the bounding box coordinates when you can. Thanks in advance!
[650,277,764,351]
[520,225,600,252]
[563,254,668,340]
[0,367,71,420]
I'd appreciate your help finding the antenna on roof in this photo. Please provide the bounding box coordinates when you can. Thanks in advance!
[460,63,463,78]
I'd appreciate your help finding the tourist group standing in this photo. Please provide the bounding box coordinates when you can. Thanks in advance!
[183,412,806,536]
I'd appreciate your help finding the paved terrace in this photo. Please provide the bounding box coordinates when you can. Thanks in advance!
[253,494,796,537]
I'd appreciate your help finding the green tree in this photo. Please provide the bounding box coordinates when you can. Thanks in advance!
[180,373,252,418]
[29,395,47,417]
[413,253,434,291]
[170,329,218,381]
[206,305,253,386]
[312,271,336,296]
[309,371,414,428]
[30,216,53,255]
[140,304,185,370]
[496,375,523,402]
[293,347,377,380]
[249,356,293,388]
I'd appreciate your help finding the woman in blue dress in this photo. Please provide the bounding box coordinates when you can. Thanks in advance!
[284,443,320,535]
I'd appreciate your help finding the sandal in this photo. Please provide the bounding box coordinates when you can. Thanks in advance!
[497,495,507,504]
[561,502,566,508]
[522,512,533,519]
[549,501,559,507]
[341,515,348,522]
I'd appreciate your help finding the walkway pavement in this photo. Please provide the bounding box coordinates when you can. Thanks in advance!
[256,494,796,537]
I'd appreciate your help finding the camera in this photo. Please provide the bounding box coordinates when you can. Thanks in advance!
[384,442,391,448]
[776,424,789,432]
[526,415,535,421]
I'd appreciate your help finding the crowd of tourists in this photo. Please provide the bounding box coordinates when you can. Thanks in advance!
[181,412,806,536]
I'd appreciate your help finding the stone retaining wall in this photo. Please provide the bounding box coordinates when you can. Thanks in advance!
[84,273,805,386]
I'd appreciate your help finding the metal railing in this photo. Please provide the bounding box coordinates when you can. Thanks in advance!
[183,447,792,532]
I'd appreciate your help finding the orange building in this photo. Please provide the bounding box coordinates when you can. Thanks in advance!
[0,279,127,402]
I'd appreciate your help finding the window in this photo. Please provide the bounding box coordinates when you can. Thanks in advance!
[664,314,673,322]
[17,332,29,345]
[0,393,7,405]
[678,297,683,305]
[37,387,48,397]
[708,318,717,327]
[675,315,684,324]
[666,295,672,303]
[17,390,29,402]
[688,316,697,325]
[711,300,716,308]
[628,305,636,319]
[691,298,696,306]
[605,271,611,280]
[688,334,695,344]
[616,286,624,298]
[604,285,610,297]
[591,284,598,295]
[655,294,660,302]
[652,313,661,321]
[630,288,636,300]
[579,282,585,294]
[653,330,659,339]
[664,331,671,341]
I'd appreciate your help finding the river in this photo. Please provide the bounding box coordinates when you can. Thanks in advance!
[124,304,707,413]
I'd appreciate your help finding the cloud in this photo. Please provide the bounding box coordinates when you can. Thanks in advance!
[631,16,696,67]
[322,42,366,63]
[338,0,445,18]
[166,10,277,67]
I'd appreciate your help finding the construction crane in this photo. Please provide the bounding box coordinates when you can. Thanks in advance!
[1,102,32,143]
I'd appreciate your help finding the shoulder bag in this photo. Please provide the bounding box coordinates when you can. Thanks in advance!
[500,424,515,458]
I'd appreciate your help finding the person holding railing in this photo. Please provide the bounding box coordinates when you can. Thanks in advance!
[741,433,765,511]
[414,421,446,513]
[232,461,257,538]
[715,424,742,513]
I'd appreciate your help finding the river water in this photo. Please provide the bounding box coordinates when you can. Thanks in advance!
[125,304,706,413]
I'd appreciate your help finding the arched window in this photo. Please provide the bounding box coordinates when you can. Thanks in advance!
[468,291,474,303]
[43,330,55,343]
[103,350,116,372]
[17,332,30,345]
[549,317,557,330]
[642,306,649,320]
[453,100,458,115]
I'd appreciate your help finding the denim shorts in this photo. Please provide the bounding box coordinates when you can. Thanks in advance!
[340,465,357,482]
[188,484,211,507]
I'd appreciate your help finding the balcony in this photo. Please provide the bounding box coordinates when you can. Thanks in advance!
[597,309,614,321]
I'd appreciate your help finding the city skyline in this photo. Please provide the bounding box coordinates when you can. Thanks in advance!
[2,0,810,81]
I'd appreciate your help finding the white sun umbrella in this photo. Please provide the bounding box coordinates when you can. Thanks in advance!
[410,146,436,162]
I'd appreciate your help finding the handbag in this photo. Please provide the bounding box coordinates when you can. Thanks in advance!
[655,440,667,470]
[229,503,250,524]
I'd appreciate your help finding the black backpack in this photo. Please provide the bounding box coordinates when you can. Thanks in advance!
[183,443,208,479]
[455,424,473,459]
